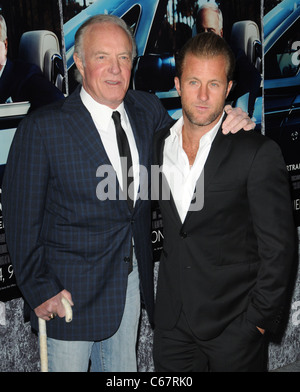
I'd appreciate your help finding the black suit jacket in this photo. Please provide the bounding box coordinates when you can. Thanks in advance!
[153,121,296,340]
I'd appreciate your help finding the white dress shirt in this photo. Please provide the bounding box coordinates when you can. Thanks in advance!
[80,87,139,204]
[162,114,224,223]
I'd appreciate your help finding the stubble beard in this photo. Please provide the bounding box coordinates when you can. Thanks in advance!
[183,102,224,128]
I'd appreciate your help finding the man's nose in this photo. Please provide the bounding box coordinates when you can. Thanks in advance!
[198,85,209,101]
[109,57,121,74]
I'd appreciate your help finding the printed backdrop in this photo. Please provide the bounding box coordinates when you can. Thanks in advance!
[0,0,299,372]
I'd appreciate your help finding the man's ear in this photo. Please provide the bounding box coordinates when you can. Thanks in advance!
[174,76,181,96]
[73,53,84,78]
[226,80,233,98]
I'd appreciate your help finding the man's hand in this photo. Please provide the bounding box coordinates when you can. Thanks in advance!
[222,105,256,134]
[34,289,74,321]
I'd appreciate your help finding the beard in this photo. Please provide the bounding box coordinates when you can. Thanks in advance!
[182,101,225,128]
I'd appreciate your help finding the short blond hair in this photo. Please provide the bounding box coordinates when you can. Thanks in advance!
[176,32,235,82]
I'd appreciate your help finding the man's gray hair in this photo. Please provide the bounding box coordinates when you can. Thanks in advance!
[73,14,137,84]
[0,15,7,41]
[74,14,137,63]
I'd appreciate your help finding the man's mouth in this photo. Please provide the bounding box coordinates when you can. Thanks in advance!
[195,105,209,111]
[106,80,120,86]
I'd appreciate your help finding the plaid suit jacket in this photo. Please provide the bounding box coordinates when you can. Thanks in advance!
[2,86,172,340]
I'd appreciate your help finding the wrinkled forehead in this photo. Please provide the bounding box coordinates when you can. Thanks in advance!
[83,22,133,55]
[86,22,131,44]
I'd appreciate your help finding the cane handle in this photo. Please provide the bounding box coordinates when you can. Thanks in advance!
[39,296,73,372]
[61,297,73,323]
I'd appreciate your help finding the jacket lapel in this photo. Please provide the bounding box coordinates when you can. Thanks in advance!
[124,95,155,213]
[61,87,126,204]
[62,87,112,168]
[202,124,232,189]
[124,95,147,169]
[183,121,232,226]
[155,120,232,228]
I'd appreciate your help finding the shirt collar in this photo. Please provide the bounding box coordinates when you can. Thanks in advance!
[80,87,127,132]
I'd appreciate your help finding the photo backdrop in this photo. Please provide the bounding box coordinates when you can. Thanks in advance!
[0,0,299,372]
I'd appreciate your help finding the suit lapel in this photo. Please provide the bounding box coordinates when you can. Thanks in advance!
[124,95,147,169]
[183,122,232,226]
[61,87,127,203]
[62,87,112,169]
[202,125,232,189]
[124,95,156,213]
[156,121,232,228]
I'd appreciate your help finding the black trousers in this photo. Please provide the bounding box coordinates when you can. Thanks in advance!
[153,311,268,372]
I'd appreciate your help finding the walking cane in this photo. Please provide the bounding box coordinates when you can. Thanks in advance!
[38,297,73,372]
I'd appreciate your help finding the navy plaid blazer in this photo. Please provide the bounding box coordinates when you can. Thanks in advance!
[2,86,172,340]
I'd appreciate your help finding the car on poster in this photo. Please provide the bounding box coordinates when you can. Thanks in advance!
[63,0,300,225]
[63,0,262,120]
[0,0,264,270]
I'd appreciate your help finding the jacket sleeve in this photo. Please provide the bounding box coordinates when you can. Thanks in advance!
[246,138,297,334]
[2,116,64,310]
